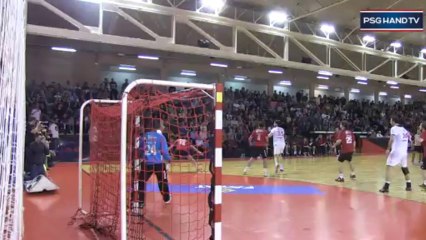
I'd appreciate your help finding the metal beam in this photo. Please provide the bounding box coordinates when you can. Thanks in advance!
[108,4,162,40]
[290,0,351,22]
[289,38,325,66]
[238,28,282,59]
[368,59,391,73]
[90,0,426,66]
[398,63,418,78]
[26,25,426,87]
[333,48,361,71]
[29,0,90,32]
[181,18,227,50]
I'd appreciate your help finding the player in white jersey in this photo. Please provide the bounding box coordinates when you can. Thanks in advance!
[379,115,412,193]
[268,120,285,174]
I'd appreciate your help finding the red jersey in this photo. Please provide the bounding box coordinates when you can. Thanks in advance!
[175,139,191,151]
[421,131,426,158]
[333,130,341,142]
[250,129,268,147]
[338,130,355,153]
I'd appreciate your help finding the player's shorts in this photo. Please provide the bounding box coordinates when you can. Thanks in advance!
[337,152,353,162]
[250,146,267,158]
[273,143,285,155]
[386,151,408,167]
[414,146,423,153]
[421,156,426,170]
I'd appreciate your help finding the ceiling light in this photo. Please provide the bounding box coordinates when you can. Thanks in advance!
[320,24,335,34]
[379,92,387,96]
[317,76,329,80]
[355,76,368,81]
[390,42,402,48]
[318,70,333,76]
[390,86,399,89]
[317,85,329,90]
[419,89,426,92]
[138,55,159,60]
[268,11,288,26]
[268,70,283,74]
[362,35,375,43]
[210,62,228,68]
[51,47,77,53]
[421,48,426,54]
[351,88,360,93]
[199,0,226,14]
[386,80,398,85]
[119,65,136,71]
[404,94,412,99]
[357,81,368,85]
[279,80,292,86]
[181,70,196,76]
[234,75,246,81]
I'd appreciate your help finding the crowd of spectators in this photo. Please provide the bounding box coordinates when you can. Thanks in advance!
[222,87,426,157]
[24,79,426,162]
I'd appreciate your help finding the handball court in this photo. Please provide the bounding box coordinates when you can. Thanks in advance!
[24,155,426,240]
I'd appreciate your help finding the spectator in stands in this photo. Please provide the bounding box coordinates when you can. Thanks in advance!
[26,133,49,180]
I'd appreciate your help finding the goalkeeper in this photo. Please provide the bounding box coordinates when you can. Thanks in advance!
[138,120,172,206]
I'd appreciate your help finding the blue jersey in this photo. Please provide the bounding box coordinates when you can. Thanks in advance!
[139,131,171,165]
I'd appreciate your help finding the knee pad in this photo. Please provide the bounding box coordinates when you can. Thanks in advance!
[401,167,410,175]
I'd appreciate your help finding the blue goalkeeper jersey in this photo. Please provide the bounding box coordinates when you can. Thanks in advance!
[139,131,171,165]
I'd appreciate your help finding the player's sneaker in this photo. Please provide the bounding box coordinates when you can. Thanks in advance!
[379,187,389,193]
[243,167,249,175]
[164,194,172,204]
[405,186,412,191]
[335,177,344,182]
[350,174,356,179]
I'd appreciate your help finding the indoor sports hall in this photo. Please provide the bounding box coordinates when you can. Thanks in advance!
[1,0,426,240]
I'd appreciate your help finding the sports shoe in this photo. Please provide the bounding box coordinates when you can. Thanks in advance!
[335,177,344,182]
[379,188,389,193]
[164,194,172,204]
[406,186,412,191]
[350,174,356,179]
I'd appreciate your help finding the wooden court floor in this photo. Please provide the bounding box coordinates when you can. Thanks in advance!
[23,154,426,240]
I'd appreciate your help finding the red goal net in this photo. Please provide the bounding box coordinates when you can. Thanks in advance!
[82,85,217,239]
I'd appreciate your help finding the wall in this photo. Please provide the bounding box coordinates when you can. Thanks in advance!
[314,89,344,98]
[225,81,267,92]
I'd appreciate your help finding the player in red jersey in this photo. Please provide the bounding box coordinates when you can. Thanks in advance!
[332,121,356,182]
[170,133,203,172]
[243,123,269,177]
[419,122,426,190]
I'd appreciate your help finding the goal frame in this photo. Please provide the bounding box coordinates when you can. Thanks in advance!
[78,99,121,212]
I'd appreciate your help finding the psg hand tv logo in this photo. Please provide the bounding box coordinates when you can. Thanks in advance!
[360,10,423,32]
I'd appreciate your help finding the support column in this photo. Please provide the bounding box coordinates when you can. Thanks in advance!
[309,84,315,99]
[160,60,168,80]
[374,91,379,103]
[267,81,274,96]
[344,88,350,100]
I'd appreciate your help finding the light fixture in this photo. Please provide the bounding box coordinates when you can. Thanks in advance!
[404,94,412,99]
[51,47,77,53]
[320,24,335,38]
[386,80,398,85]
[351,88,360,93]
[355,76,368,81]
[198,0,226,15]
[181,70,197,76]
[279,80,292,86]
[357,81,368,85]
[317,85,329,90]
[390,86,399,89]
[317,76,330,80]
[362,35,375,43]
[119,64,136,71]
[268,70,283,74]
[419,89,426,92]
[390,42,402,48]
[268,11,288,26]
[421,48,426,54]
[138,55,159,60]
[234,75,246,81]
[379,92,387,96]
[210,62,228,68]
[318,70,333,76]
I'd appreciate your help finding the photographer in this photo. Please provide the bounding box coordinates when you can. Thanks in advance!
[26,133,49,180]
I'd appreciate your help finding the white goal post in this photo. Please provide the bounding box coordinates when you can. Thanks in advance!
[120,79,223,240]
